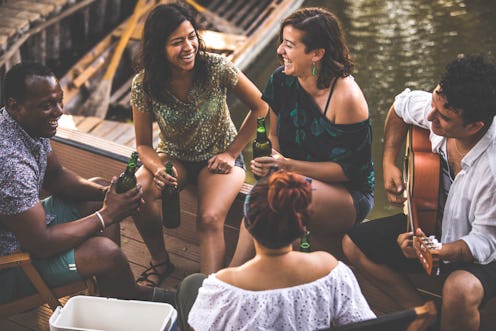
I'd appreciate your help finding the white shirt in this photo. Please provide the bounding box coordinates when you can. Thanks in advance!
[394,89,496,264]
[188,262,375,331]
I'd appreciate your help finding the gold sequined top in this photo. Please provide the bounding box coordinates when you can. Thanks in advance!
[131,53,239,161]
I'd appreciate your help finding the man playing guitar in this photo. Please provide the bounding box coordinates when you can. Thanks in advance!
[343,55,496,331]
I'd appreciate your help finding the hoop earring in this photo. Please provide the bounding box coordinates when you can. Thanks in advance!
[311,62,317,76]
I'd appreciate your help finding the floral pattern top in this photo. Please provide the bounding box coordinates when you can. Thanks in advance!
[0,108,53,256]
[131,52,240,161]
[262,67,374,193]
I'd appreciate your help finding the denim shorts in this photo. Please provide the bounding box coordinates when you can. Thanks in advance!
[0,196,83,304]
[182,154,245,184]
[349,190,374,223]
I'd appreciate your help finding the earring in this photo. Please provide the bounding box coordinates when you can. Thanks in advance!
[311,62,317,76]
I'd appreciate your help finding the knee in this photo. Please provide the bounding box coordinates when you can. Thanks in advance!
[92,237,128,270]
[443,271,483,309]
[197,211,223,232]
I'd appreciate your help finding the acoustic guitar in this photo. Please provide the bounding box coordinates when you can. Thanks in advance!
[404,125,442,276]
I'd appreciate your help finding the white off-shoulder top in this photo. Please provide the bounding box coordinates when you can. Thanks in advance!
[188,261,375,331]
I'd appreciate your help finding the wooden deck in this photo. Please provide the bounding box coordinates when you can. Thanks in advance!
[0,127,245,330]
[1,126,496,330]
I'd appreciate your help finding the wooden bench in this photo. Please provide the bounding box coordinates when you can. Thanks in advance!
[52,127,250,270]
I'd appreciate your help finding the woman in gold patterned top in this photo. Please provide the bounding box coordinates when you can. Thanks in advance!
[130,3,268,286]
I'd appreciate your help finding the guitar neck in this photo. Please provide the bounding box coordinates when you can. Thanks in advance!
[413,235,441,276]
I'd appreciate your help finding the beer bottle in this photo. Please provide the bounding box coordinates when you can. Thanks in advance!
[162,161,180,228]
[252,117,272,179]
[116,152,138,193]
[300,230,311,253]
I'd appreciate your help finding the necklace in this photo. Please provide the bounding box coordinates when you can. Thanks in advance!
[453,139,467,157]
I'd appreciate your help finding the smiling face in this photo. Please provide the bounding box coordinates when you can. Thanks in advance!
[9,74,63,138]
[277,25,316,78]
[164,20,199,75]
[427,84,474,138]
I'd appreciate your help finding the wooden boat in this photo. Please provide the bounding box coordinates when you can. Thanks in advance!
[59,0,305,118]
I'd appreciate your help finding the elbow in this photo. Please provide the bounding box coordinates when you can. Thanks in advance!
[20,236,57,259]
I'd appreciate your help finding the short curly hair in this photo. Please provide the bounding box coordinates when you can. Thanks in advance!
[438,55,496,125]
[4,62,55,107]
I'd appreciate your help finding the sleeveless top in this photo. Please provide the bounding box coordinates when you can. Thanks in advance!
[130,53,239,161]
[262,67,374,193]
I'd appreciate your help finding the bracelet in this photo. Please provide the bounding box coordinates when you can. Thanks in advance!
[95,211,105,232]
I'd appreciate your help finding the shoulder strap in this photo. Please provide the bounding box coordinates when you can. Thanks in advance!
[323,77,338,116]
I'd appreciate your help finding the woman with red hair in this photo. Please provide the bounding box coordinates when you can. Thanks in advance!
[175,170,374,330]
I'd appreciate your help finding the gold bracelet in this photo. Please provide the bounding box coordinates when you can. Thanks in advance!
[95,211,105,232]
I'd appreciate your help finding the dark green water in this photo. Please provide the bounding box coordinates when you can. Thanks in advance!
[231,0,496,219]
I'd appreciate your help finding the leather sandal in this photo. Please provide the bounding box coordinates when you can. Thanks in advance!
[136,260,175,287]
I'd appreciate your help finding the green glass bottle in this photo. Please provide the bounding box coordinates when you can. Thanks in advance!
[162,161,181,229]
[252,117,272,179]
[300,230,311,253]
[116,152,138,193]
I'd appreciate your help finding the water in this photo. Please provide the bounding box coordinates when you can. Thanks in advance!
[231,0,496,219]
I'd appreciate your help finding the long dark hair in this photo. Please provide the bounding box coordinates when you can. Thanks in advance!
[244,170,312,249]
[280,7,354,89]
[135,3,207,102]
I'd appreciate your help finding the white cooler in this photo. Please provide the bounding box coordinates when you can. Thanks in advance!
[49,295,177,331]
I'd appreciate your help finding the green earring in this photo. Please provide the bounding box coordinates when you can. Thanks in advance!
[311,62,317,76]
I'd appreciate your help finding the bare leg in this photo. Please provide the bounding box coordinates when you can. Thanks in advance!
[343,235,425,308]
[441,270,483,331]
[307,180,355,254]
[75,236,153,300]
[131,159,187,285]
[196,166,245,274]
[228,220,255,267]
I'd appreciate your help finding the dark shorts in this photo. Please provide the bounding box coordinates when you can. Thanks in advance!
[349,190,374,223]
[0,196,83,304]
[182,154,245,184]
[347,213,496,303]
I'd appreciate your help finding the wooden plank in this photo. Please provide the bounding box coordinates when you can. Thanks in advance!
[87,119,122,139]
[0,318,31,331]
[0,27,18,40]
[8,304,53,331]
[36,0,71,14]
[74,116,103,133]
[99,122,134,142]
[0,0,99,70]
[0,34,7,54]
[112,129,137,147]
[199,30,247,52]
[0,8,42,24]
[3,2,56,18]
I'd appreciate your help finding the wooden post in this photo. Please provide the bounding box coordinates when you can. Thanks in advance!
[46,23,61,68]
[22,30,47,65]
